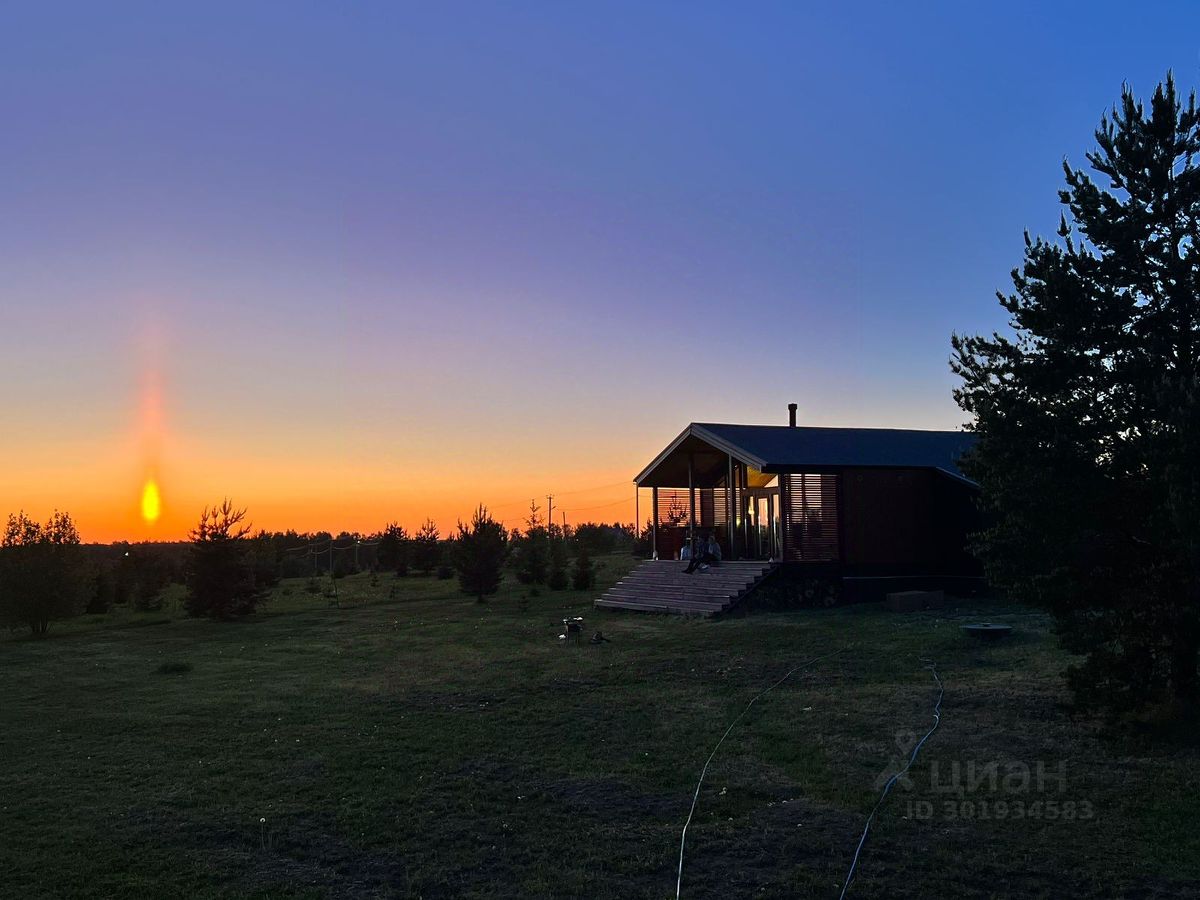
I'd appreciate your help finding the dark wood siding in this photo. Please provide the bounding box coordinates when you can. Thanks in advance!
[841,468,936,569]
[839,467,980,575]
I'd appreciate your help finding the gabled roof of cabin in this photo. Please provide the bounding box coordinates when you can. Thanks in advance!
[634,423,977,487]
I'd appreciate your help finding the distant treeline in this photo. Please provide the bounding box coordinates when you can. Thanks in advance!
[80,520,639,581]
[1,506,642,636]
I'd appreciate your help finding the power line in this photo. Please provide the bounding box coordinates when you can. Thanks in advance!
[279,538,381,555]
[551,479,632,497]
[472,478,637,515]
[560,496,635,513]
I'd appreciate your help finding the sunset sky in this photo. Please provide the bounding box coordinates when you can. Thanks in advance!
[3,2,1198,542]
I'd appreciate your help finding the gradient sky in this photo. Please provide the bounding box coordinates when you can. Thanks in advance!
[3,2,1199,542]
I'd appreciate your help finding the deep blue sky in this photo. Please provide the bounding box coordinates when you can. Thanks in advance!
[3,2,1199,536]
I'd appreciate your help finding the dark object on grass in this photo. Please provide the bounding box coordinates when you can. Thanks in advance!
[156,661,192,675]
[561,616,583,644]
[962,623,1012,641]
[589,630,610,644]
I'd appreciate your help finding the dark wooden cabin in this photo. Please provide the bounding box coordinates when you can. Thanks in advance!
[633,407,981,597]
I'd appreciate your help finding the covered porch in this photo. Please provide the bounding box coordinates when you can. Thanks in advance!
[634,428,840,564]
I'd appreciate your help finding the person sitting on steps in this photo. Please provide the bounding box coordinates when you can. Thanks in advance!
[705,534,722,565]
[684,532,721,574]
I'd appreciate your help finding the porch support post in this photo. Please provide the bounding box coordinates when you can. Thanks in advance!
[768,490,776,560]
[687,454,696,551]
[634,484,640,556]
[651,486,658,559]
[727,455,736,560]
[741,463,750,552]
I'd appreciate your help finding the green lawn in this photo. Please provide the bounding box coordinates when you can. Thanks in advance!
[2,558,1198,898]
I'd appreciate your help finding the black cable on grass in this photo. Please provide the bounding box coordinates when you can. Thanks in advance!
[838,662,944,899]
[675,648,845,899]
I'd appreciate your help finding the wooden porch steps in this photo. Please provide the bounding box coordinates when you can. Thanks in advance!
[594,559,777,616]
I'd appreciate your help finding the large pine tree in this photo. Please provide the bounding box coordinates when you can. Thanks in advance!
[953,74,1200,718]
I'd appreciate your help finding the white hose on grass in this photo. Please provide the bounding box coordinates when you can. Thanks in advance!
[838,662,943,899]
[675,648,845,899]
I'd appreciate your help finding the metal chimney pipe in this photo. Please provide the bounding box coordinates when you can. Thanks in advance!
[788,403,797,427]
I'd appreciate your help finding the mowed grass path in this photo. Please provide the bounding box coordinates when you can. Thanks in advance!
[3,558,1199,899]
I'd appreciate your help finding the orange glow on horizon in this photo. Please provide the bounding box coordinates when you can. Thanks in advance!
[3,362,945,544]
[56,465,641,544]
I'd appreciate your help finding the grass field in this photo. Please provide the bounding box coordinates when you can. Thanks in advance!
[3,557,1199,898]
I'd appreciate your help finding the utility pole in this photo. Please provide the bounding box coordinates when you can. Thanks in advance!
[546,494,554,533]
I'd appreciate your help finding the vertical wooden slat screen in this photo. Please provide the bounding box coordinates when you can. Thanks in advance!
[655,489,692,526]
[655,488,729,528]
[709,487,729,526]
[782,474,840,562]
